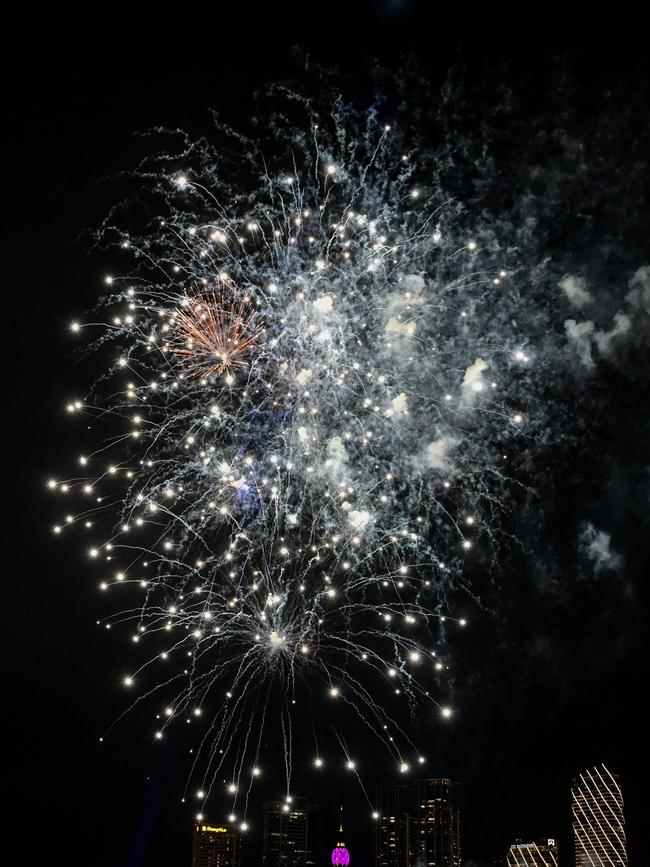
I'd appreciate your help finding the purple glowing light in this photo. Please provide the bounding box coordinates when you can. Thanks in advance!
[332,846,350,866]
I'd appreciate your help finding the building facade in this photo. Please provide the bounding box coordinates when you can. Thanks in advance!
[506,839,558,866]
[572,765,627,866]
[192,821,241,867]
[375,778,460,867]
[376,783,412,867]
[262,798,317,867]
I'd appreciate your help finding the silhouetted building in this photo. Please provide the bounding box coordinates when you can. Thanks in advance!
[375,778,460,867]
[572,765,627,866]
[506,839,558,866]
[262,798,317,867]
[192,821,242,867]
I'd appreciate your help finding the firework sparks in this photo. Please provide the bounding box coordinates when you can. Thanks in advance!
[50,84,555,827]
[170,280,262,378]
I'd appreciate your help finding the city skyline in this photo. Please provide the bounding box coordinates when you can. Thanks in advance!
[188,765,627,866]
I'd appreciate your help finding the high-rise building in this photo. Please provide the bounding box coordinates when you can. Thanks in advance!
[413,778,461,867]
[506,839,558,866]
[376,784,411,867]
[375,778,461,867]
[191,821,242,867]
[572,765,627,866]
[262,797,318,867]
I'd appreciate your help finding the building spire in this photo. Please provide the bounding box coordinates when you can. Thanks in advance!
[332,805,350,866]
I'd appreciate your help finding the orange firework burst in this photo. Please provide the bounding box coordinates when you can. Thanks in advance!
[171,282,262,377]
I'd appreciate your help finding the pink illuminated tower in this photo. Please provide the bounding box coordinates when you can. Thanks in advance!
[331,806,351,866]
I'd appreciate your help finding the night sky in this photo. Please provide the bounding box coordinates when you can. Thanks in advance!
[7,6,649,867]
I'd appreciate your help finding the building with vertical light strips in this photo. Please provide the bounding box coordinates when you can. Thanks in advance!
[572,765,627,866]
[506,839,558,866]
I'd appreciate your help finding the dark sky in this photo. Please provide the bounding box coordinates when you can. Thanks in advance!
[6,6,649,867]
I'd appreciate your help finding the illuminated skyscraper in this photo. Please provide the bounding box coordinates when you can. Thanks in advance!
[506,839,558,866]
[375,784,411,867]
[191,821,242,867]
[572,765,627,866]
[413,779,461,867]
[262,798,317,867]
[375,778,460,867]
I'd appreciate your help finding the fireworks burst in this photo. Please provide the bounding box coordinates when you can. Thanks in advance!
[170,280,262,378]
[50,83,557,826]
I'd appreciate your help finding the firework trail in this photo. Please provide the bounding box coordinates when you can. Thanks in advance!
[50,74,647,826]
